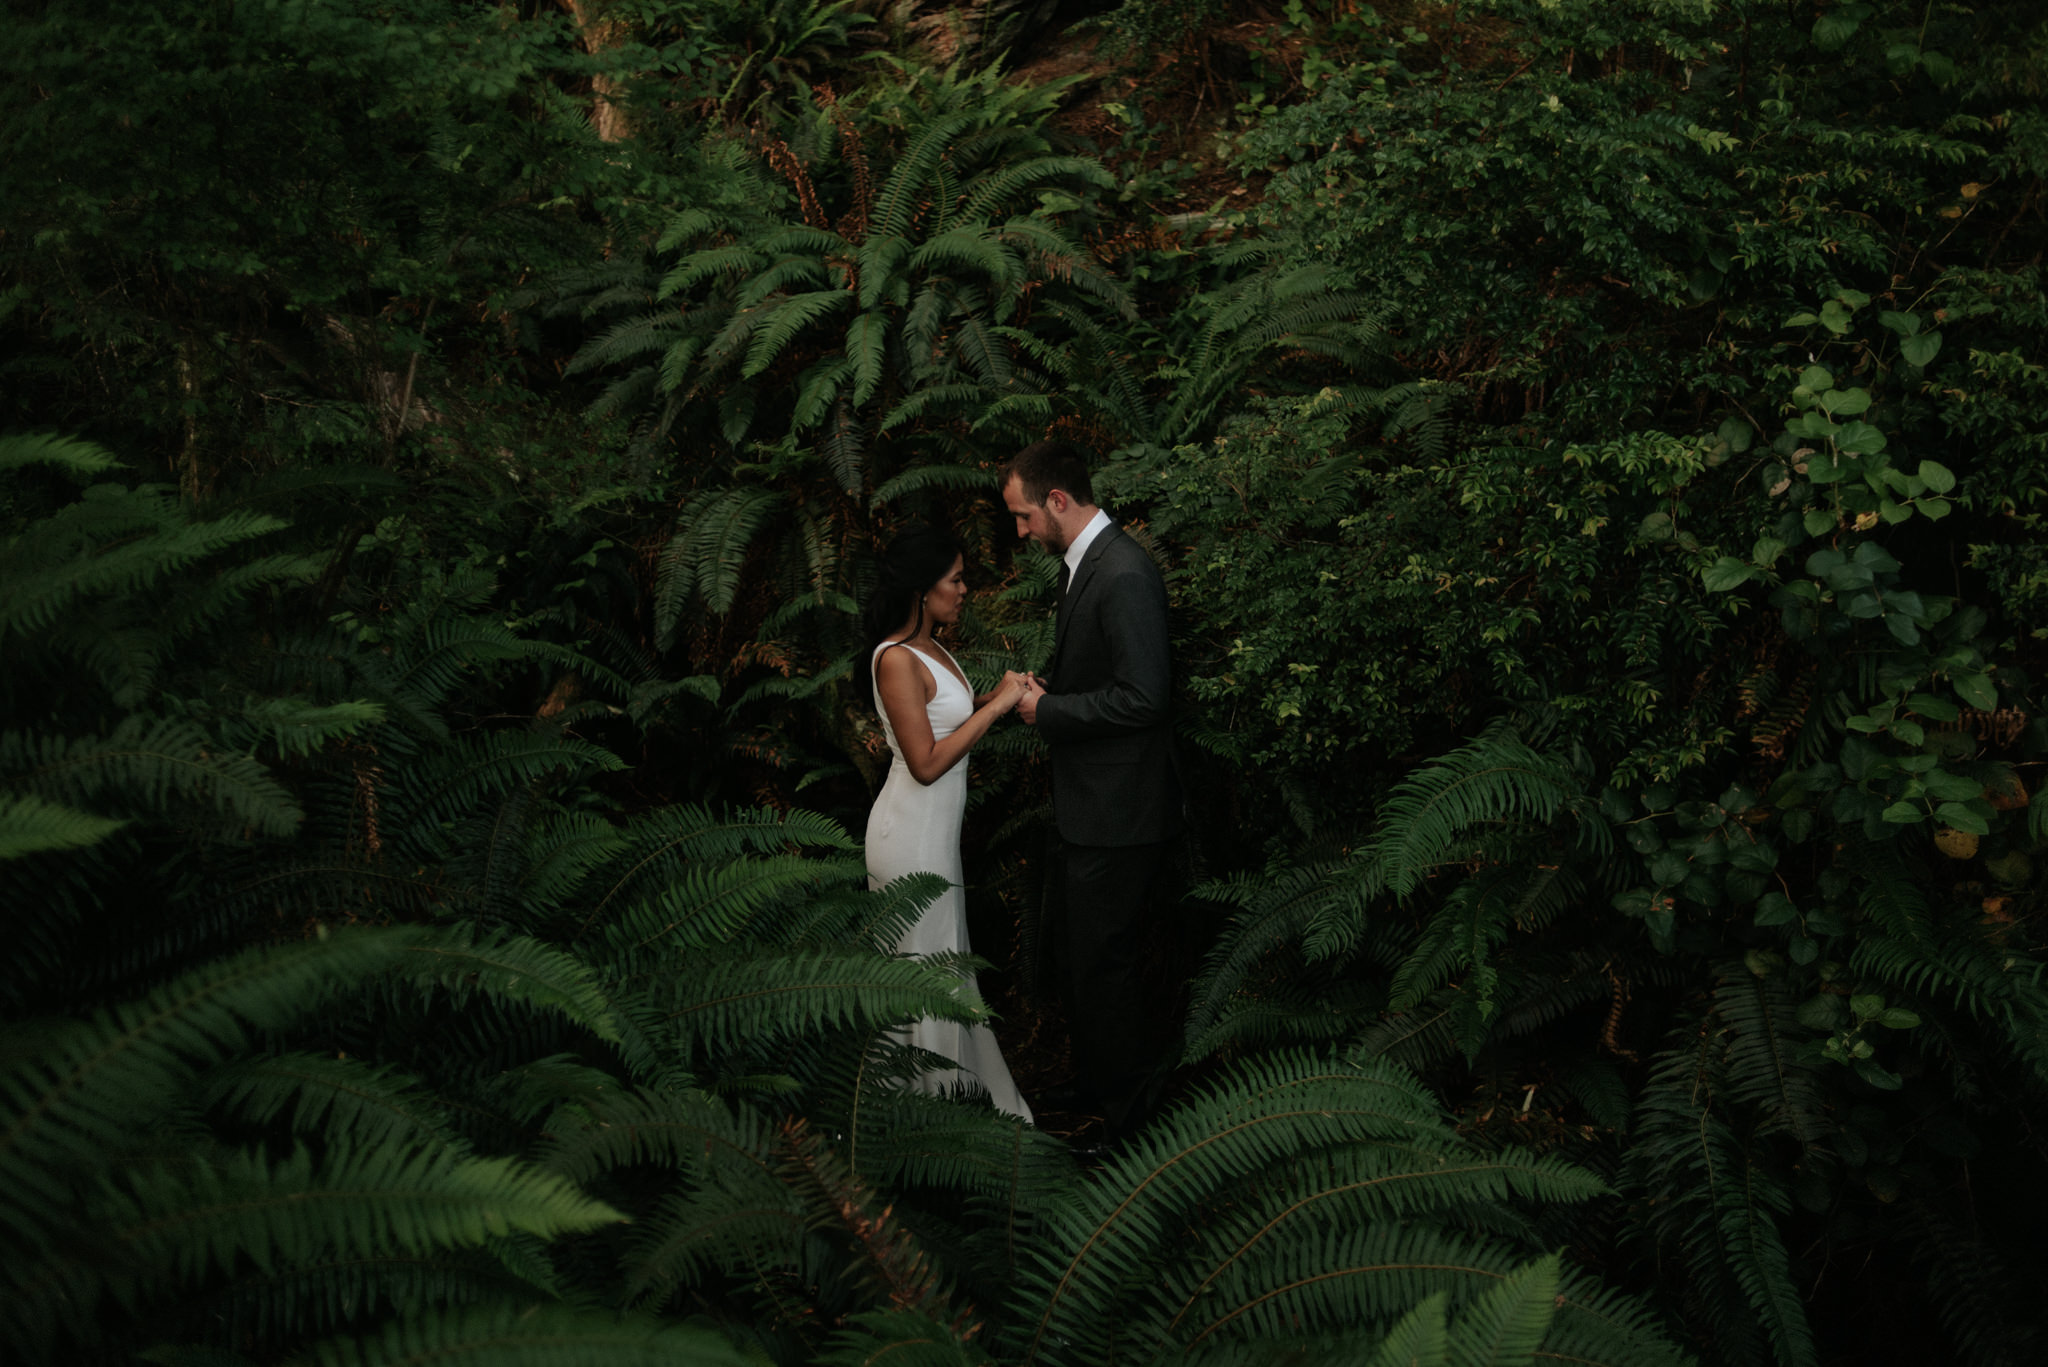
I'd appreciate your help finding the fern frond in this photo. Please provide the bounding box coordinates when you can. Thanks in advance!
[857,234,911,310]
[397,931,623,1045]
[958,156,1115,221]
[538,1087,772,1185]
[0,929,433,1249]
[869,462,999,509]
[1009,1052,1448,1362]
[1,502,288,644]
[378,615,537,718]
[388,733,626,830]
[736,253,838,309]
[515,812,628,915]
[909,225,1020,293]
[168,1248,554,1353]
[101,1131,614,1270]
[1373,723,1578,897]
[2,713,302,836]
[233,698,386,760]
[1851,841,2048,1084]
[572,803,856,942]
[1180,978,1386,1062]
[1629,1028,1810,1367]
[1183,860,1360,1048]
[649,947,989,1056]
[1711,966,1830,1146]
[1446,1253,1560,1367]
[601,853,870,964]
[820,393,868,492]
[791,353,856,431]
[621,1167,808,1305]
[655,487,783,634]
[873,115,973,240]
[656,206,736,252]
[818,1310,990,1367]
[562,310,690,376]
[0,431,125,478]
[298,1301,749,1367]
[740,288,854,380]
[846,308,890,409]
[0,792,125,859]
[198,1052,466,1153]
[879,383,991,432]
[658,243,767,299]
[777,873,950,952]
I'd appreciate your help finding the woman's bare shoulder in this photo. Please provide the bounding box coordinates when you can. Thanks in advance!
[875,641,933,690]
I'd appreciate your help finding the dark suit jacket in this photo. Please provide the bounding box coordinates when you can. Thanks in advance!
[1037,523,1183,847]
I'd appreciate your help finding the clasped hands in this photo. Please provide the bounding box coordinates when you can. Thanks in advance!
[992,670,1049,725]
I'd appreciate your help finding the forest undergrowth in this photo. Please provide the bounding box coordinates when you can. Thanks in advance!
[4,2,2047,1364]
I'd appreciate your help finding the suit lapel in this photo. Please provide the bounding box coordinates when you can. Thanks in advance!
[1051,525,1116,674]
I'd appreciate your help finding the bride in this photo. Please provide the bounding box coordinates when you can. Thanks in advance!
[863,525,1034,1122]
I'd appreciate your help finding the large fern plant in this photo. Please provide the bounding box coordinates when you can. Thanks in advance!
[2,433,1698,1366]
[1183,702,2046,1364]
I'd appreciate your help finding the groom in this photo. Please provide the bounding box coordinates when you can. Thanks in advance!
[1002,439,1182,1145]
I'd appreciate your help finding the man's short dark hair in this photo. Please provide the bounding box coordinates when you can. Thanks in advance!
[1004,439,1096,507]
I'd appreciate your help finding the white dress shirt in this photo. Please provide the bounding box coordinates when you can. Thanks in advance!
[1063,508,1113,582]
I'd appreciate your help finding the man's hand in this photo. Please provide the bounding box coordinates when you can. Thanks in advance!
[1018,676,1047,725]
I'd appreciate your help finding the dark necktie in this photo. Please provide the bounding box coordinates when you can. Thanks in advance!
[1055,562,1070,611]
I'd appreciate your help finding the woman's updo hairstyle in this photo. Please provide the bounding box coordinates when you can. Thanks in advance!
[862,524,964,711]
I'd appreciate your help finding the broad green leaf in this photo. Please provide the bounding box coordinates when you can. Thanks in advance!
[1755,892,1798,926]
[1905,694,1961,722]
[1923,771,1983,801]
[1649,850,1691,885]
[1935,801,1990,835]
[1917,460,1956,494]
[1821,387,1871,416]
[1836,421,1887,455]
[1701,557,1755,591]
[1951,671,1998,710]
[1900,330,1942,367]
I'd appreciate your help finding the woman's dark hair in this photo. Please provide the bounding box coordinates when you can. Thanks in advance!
[862,524,964,710]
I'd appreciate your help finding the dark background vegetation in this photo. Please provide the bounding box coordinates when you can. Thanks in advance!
[4,2,2046,1365]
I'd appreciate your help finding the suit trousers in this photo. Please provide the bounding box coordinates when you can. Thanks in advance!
[1062,837,1174,1137]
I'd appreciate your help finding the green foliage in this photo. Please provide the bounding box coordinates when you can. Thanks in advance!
[6,1,2047,1363]
[1183,328,2048,1359]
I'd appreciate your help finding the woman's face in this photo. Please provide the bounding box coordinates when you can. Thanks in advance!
[924,555,968,626]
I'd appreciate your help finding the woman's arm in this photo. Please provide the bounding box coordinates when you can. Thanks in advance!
[876,649,1028,785]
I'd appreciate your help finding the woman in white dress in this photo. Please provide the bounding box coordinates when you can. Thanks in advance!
[863,526,1035,1122]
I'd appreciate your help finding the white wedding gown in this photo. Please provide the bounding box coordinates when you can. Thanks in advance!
[866,642,1033,1122]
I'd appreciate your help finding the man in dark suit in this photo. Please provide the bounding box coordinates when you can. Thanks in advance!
[1002,439,1182,1146]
